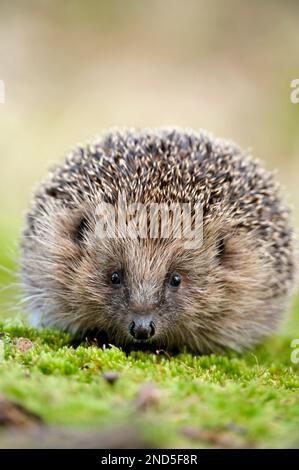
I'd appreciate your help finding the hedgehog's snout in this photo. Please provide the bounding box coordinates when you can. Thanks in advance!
[129,318,156,341]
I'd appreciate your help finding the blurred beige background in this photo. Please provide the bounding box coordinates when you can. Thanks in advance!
[0,0,299,234]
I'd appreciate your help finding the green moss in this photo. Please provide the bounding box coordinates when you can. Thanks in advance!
[0,312,299,448]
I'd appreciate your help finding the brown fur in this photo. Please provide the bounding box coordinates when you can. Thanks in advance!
[20,128,297,353]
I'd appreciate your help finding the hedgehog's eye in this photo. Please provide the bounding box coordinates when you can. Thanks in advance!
[169,272,181,288]
[76,217,89,243]
[110,271,123,287]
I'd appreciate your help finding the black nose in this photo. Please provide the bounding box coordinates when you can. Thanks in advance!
[129,319,155,340]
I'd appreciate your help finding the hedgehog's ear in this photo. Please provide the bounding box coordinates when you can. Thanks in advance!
[75,217,90,244]
[55,206,91,246]
[217,230,257,271]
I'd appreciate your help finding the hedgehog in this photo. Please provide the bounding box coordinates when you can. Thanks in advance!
[20,128,297,353]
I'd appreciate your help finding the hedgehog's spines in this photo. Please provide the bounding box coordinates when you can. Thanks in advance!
[21,127,297,353]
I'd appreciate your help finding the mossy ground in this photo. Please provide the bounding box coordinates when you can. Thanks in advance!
[0,229,299,448]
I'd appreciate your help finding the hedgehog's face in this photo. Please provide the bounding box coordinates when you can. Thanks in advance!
[22,201,273,353]
[66,224,197,351]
